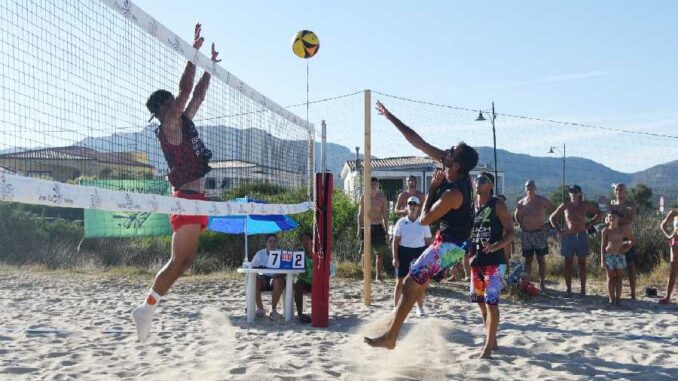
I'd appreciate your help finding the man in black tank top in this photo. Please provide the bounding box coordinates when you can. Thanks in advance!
[469,172,514,359]
[365,101,478,349]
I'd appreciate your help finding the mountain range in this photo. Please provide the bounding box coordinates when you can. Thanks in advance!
[3,124,675,205]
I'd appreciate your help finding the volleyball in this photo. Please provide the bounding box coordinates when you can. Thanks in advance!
[292,30,319,59]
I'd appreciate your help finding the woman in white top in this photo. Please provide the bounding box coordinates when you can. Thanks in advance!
[250,234,286,319]
[392,196,433,316]
[659,208,678,304]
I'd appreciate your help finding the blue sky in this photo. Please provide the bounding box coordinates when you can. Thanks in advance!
[133,0,678,171]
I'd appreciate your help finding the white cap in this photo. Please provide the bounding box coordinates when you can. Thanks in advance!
[407,196,421,205]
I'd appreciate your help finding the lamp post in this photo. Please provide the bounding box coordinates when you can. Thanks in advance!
[475,102,498,194]
[548,143,566,204]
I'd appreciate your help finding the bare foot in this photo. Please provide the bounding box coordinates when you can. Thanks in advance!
[565,290,572,298]
[630,295,637,301]
[364,334,396,349]
[540,283,546,291]
[478,347,493,359]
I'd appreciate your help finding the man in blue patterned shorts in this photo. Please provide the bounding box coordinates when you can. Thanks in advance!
[515,179,554,291]
[364,101,478,349]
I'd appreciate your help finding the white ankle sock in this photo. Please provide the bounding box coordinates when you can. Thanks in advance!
[144,289,162,308]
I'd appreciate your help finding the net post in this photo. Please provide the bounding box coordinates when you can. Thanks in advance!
[363,89,372,305]
[308,128,315,200]
[311,172,332,327]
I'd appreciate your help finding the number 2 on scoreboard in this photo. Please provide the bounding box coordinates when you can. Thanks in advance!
[293,251,304,269]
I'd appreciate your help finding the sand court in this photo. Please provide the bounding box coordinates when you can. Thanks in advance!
[0,270,676,380]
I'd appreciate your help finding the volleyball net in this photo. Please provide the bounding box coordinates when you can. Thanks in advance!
[0,0,315,226]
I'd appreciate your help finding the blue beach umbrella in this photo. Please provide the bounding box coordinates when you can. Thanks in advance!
[207,197,299,263]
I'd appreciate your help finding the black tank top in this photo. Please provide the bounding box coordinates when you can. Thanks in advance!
[470,197,506,266]
[437,175,473,242]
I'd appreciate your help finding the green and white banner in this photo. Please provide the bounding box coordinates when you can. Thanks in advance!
[82,180,170,238]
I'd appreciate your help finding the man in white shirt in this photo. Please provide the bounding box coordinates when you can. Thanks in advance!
[392,196,433,316]
[250,234,285,320]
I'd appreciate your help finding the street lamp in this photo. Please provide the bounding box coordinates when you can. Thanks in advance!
[548,143,566,204]
[475,102,498,195]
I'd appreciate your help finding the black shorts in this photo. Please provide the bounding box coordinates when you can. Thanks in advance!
[625,246,639,264]
[360,224,387,247]
[295,279,312,293]
[257,274,283,291]
[396,245,426,278]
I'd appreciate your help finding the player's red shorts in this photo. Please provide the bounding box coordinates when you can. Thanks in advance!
[169,190,209,232]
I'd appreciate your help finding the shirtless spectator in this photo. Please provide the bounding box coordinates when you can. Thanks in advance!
[515,180,554,290]
[395,176,425,217]
[608,183,639,299]
[549,185,601,297]
[358,177,390,281]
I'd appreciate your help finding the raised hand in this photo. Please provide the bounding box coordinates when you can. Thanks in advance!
[211,43,222,63]
[375,101,391,118]
[193,23,204,50]
[430,169,445,190]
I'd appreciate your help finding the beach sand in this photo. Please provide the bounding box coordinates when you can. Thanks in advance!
[0,270,676,380]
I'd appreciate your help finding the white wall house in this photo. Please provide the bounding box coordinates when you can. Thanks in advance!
[203,159,304,199]
[340,156,504,203]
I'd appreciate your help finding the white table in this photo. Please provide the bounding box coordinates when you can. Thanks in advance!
[237,267,306,323]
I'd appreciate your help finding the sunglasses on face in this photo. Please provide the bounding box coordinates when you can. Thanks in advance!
[407,202,419,206]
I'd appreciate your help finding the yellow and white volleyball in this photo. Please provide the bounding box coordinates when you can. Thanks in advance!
[292,30,319,59]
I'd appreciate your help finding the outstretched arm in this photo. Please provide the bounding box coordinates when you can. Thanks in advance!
[166,23,204,127]
[185,43,221,120]
[376,101,446,161]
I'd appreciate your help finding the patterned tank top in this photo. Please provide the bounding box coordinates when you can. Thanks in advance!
[156,115,212,188]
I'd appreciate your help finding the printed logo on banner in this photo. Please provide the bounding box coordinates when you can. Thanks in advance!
[148,19,158,37]
[169,37,184,54]
[236,203,246,215]
[0,174,15,201]
[149,195,159,213]
[117,0,133,19]
[171,200,185,214]
[117,193,140,211]
[208,202,219,216]
[223,202,232,215]
[89,188,103,209]
[39,183,73,205]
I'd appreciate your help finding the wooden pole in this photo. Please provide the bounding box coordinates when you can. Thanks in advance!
[363,89,372,305]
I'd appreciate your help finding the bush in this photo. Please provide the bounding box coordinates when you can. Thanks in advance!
[0,202,83,268]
